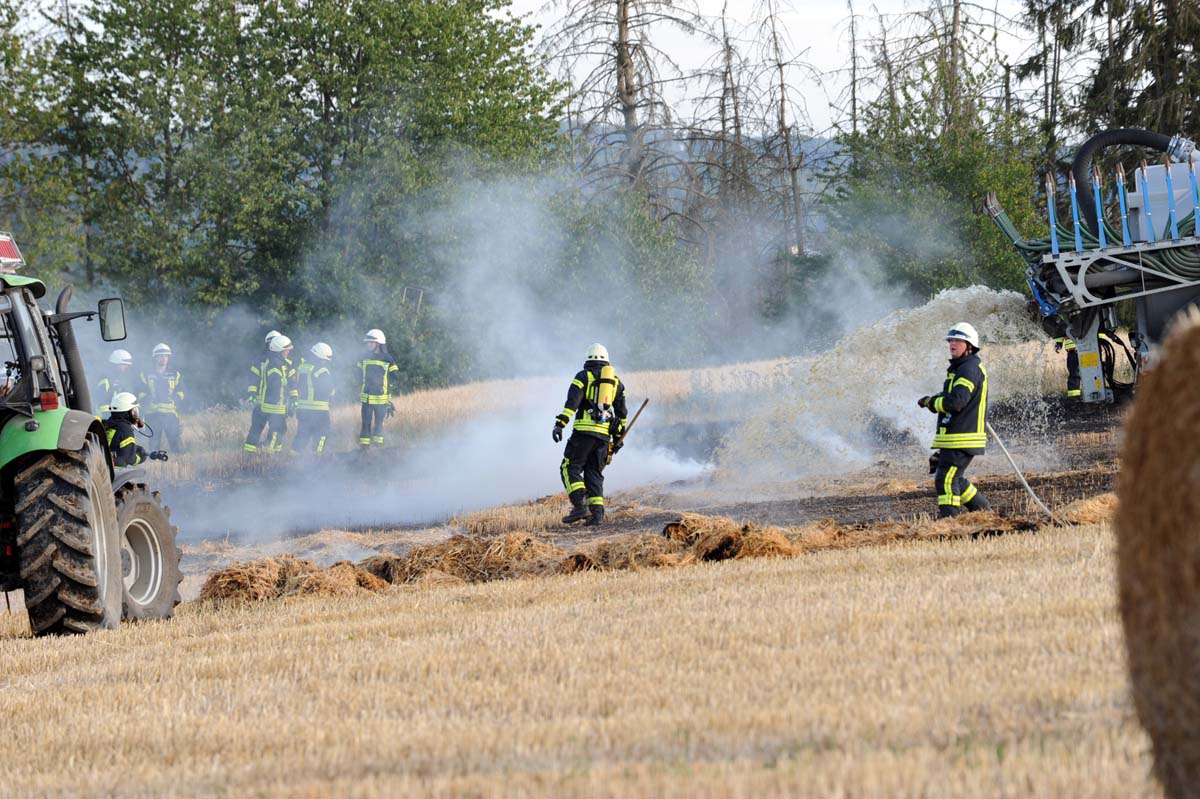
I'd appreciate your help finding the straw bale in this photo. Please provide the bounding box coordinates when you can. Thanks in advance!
[414,569,468,588]
[397,533,568,583]
[284,562,361,597]
[1058,493,1118,525]
[357,554,407,584]
[1116,309,1200,798]
[557,553,597,574]
[198,555,319,603]
[581,534,683,571]
[734,526,799,559]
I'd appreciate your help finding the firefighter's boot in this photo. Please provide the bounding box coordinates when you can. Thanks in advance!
[937,505,962,519]
[964,494,992,512]
[562,493,588,524]
[584,505,605,527]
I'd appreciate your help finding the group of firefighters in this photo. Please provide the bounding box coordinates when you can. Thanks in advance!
[92,327,402,468]
[242,328,399,455]
[87,319,1047,524]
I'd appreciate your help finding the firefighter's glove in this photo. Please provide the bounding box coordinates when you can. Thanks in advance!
[1054,341,1063,353]
[149,450,169,462]
[610,438,623,456]
[386,401,396,419]
[552,424,563,444]
[928,452,939,475]
[917,396,932,409]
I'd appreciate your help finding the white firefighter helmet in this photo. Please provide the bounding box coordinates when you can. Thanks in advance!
[585,343,609,363]
[946,322,981,349]
[108,349,133,366]
[311,342,333,361]
[269,334,293,353]
[363,328,386,345]
[265,329,281,345]
[152,342,172,357]
[108,391,139,414]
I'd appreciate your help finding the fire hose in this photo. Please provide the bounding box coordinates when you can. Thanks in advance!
[985,421,1061,524]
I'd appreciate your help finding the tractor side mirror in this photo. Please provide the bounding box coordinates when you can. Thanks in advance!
[98,298,126,342]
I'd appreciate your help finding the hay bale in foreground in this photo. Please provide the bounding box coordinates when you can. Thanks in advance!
[358,554,407,584]
[1116,310,1200,798]
[284,561,389,597]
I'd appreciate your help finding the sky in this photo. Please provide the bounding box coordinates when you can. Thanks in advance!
[510,0,1030,135]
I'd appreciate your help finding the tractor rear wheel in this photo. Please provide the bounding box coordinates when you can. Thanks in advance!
[14,435,123,635]
[115,482,181,620]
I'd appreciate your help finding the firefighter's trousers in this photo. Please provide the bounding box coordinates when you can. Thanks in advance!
[1066,349,1081,397]
[933,448,988,517]
[144,411,185,453]
[293,409,331,454]
[560,432,608,508]
[359,403,388,447]
[245,406,287,453]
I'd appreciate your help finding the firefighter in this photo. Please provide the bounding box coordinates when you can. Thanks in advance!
[244,334,293,453]
[293,343,335,454]
[917,323,991,517]
[1053,335,1082,398]
[95,349,133,413]
[355,329,398,448]
[553,343,628,526]
[103,392,150,467]
[139,342,185,453]
[247,330,281,409]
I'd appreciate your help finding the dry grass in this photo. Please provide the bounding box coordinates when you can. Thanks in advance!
[0,521,1149,797]
[1116,310,1200,798]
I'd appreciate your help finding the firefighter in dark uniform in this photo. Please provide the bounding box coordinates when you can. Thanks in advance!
[103,392,150,467]
[1053,334,1082,398]
[293,342,335,454]
[356,328,398,448]
[244,334,293,453]
[95,349,133,413]
[918,323,991,517]
[553,343,628,527]
[139,342,185,453]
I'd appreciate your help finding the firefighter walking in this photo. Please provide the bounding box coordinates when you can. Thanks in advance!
[553,343,628,527]
[293,343,335,454]
[244,334,293,454]
[356,329,398,448]
[917,323,992,517]
[140,342,185,453]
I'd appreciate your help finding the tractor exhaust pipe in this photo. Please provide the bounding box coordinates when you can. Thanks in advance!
[54,285,92,413]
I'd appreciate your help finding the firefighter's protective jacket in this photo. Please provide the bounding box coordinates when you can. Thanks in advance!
[104,415,147,467]
[555,364,629,441]
[297,361,335,411]
[926,352,988,454]
[140,369,184,416]
[253,354,291,415]
[356,350,398,404]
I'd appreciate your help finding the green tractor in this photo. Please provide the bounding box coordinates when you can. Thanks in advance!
[0,235,181,635]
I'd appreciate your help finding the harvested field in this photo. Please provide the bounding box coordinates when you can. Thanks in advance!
[0,521,1150,796]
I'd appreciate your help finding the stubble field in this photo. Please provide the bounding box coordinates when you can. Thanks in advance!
[0,519,1150,798]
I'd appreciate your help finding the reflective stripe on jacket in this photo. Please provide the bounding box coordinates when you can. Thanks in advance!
[356,352,398,404]
[929,353,987,453]
[555,366,629,440]
[140,369,184,415]
[296,362,334,411]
